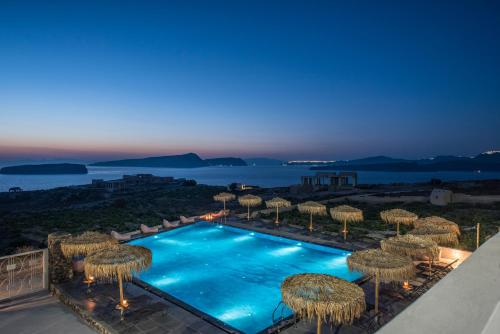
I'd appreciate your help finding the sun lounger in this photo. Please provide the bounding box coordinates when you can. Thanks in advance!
[180,216,196,224]
[111,230,131,241]
[163,219,180,228]
[140,224,159,234]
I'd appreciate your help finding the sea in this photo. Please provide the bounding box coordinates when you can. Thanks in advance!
[1,165,500,192]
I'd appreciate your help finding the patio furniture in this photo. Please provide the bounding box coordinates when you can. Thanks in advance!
[330,205,363,240]
[84,244,152,312]
[162,219,179,228]
[111,230,131,241]
[380,209,418,235]
[266,197,292,226]
[238,194,262,220]
[347,248,415,313]
[180,216,196,224]
[297,201,327,232]
[140,224,159,234]
[281,273,365,334]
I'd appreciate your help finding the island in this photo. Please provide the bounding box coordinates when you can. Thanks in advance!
[91,152,247,168]
[0,163,88,175]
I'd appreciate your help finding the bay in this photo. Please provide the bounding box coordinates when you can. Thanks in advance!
[1,165,500,192]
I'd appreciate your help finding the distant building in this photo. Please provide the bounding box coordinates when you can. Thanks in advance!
[430,188,453,206]
[290,172,357,193]
[8,187,23,193]
[91,174,174,192]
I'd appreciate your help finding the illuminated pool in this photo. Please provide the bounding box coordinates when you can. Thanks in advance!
[129,222,362,333]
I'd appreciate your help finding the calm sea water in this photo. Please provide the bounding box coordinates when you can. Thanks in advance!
[1,164,499,192]
[129,222,362,333]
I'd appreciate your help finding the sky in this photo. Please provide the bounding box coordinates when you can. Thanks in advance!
[1,0,500,161]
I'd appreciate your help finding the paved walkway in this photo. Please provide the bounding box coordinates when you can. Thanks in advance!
[0,291,96,334]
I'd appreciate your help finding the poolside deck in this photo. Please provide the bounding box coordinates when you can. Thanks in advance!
[45,217,458,334]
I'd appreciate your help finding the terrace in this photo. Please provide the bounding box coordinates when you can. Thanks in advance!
[1,194,488,334]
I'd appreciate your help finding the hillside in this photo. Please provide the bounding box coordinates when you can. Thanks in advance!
[312,152,500,172]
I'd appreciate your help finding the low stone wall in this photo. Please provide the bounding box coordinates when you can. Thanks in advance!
[48,232,73,284]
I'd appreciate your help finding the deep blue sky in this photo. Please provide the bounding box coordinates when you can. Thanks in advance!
[1,1,499,161]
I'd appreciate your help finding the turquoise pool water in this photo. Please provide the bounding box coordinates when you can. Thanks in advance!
[129,222,362,333]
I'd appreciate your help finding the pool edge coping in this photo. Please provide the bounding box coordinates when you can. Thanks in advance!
[129,220,368,334]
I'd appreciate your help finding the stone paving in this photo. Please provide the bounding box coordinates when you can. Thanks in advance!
[0,291,96,334]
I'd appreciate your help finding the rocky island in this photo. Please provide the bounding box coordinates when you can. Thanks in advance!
[91,152,247,168]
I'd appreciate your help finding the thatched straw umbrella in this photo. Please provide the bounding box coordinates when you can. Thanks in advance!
[381,235,439,272]
[347,249,414,313]
[213,192,236,223]
[380,209,418,235]
[281,273,365,334]
[84,244,152,309]
[238,194,262,220]
[266,197,291,226]
[60,231,117,258]
[409,225,459,247]
[330,205,363,240]
[414,216,460,236]
[297,201,327,232]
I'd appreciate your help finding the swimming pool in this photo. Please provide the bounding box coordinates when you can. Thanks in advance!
[129,222,362,333]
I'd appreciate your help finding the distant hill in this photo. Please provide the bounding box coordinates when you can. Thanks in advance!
[91,153,247,168]
[0,163,88,174]
[245,158,283,166]
[312,152,500,172]
[205,157,247,166]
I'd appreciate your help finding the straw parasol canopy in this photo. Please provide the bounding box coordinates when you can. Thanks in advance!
[330,205,363,240]
[409,225,459,247]
[414,216,460,236]
[297,201,327,232]
[381,235,439,259]
[213,192,236,222]
[61,231,117,258]
[381,234,439,272]
[84,244,152,308]
[266,197,292,226]
[238,194,262,220]
[347,249,415,313]
[380,209,418,235]
[281,273,365,334]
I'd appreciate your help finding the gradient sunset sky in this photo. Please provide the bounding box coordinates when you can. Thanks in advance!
[1,1,499,161]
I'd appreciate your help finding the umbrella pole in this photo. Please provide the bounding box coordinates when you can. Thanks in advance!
[118,271,124,307]
[223,200,226,224]
[396,222,400,236]
[375,272,380,314]
[309,212,313,232]
[275,207,279,226]
[317,316,321,334]
[343,220,347,240]
[247,205,250,220]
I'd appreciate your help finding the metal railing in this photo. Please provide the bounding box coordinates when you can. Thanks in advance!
[0,249,48,301]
